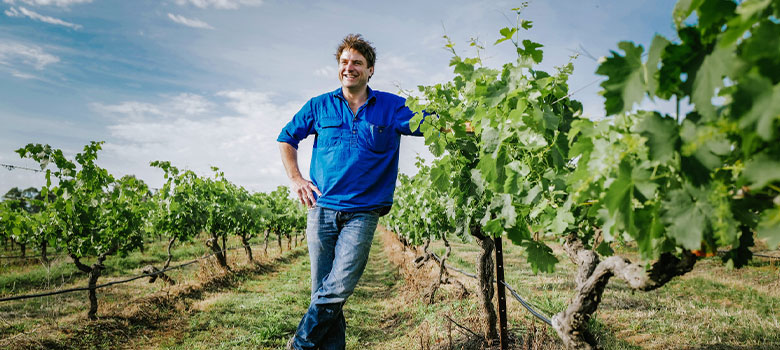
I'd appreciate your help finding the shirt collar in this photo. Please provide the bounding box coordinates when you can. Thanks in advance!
[332,86,377,104]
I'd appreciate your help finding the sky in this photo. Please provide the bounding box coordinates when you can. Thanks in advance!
[0,0,680,194]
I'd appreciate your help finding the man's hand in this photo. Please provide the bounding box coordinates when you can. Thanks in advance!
[291,176,322,208]
[440,121,474,134]
[464,121,474,133]
[279,142,322,208]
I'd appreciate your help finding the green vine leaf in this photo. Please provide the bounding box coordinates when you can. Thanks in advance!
[692,45,736,121]
[518,40,543,64]
[634,112,679,163]
[523,240,558,274]
[662,185,709,250]
[741,154,780,191]
[597,41,645,115]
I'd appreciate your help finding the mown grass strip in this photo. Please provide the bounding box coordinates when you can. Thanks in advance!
[158,233,414,350]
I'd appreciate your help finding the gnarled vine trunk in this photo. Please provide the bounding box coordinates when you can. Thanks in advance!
[86,265,101,319]
[263,230,269,256]
[399,237,409,251]
[552,234,697,349]
[143,237,176,285]
[142,264,176,285]
[222,235,228,265]
[241,234,253,262]
[206,234,230,271]
[414,237,432,268]
[472,225,498,345]
[40,240,49,266]
[164,237,175,270]
[428,234,468,303]
[72,251,112,320]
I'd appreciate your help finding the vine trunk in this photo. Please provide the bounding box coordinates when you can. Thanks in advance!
[552,234,697,349]
[472,225,499,345]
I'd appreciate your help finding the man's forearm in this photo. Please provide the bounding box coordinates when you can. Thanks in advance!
[279,142,303,180]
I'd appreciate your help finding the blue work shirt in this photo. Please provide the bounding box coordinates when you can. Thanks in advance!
[277,87,422,212]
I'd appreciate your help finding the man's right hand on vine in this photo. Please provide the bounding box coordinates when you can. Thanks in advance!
[440,121,474,134]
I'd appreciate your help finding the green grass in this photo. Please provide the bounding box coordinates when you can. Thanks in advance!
[168,261,309,349]
[154,232,416,350]
[433,237,780,349]
[0,234,288,350]
[0,238,209,294]
[2,229,779,350]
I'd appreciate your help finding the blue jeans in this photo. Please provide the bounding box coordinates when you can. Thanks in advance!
[290,206,379,350]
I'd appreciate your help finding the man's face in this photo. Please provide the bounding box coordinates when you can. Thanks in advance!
[338,48,373,91]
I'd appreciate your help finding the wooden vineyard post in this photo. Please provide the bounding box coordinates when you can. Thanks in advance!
[495,236,508,350]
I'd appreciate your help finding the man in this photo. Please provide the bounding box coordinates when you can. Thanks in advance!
[277,34,422,350]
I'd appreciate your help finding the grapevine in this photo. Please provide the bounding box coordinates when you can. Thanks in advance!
[391,1,780,348]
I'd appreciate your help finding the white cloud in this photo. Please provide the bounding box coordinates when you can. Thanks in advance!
[0,41,59,70]
[216,90,281,116]
[10,70,36,79]
[91,101,165,120]
[368,53,448,94]
[167,13,214,29]
[173,0,263,10]
[314,66,335,78]
[3,0,93,7]
[379,54,421,76]
[91,93,215,121]
[97,90,307,192]
[5,6,82,29]
[169,93,215,115]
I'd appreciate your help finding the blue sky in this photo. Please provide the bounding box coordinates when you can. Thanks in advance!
[0,0,679,193]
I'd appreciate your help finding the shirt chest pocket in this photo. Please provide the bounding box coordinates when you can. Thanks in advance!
[359,121,396,153]
[317,116,343,148]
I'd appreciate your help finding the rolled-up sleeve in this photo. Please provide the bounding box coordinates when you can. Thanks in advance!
[277,100,315,149]
[394,102,425,136]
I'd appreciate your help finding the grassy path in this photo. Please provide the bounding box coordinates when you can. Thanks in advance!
[139,232,411,350]
[7,228,777,349]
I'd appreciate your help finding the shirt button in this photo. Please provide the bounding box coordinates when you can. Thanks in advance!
[352,130,356,134]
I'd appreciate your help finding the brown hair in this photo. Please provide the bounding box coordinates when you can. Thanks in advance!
[335,34,376,68]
